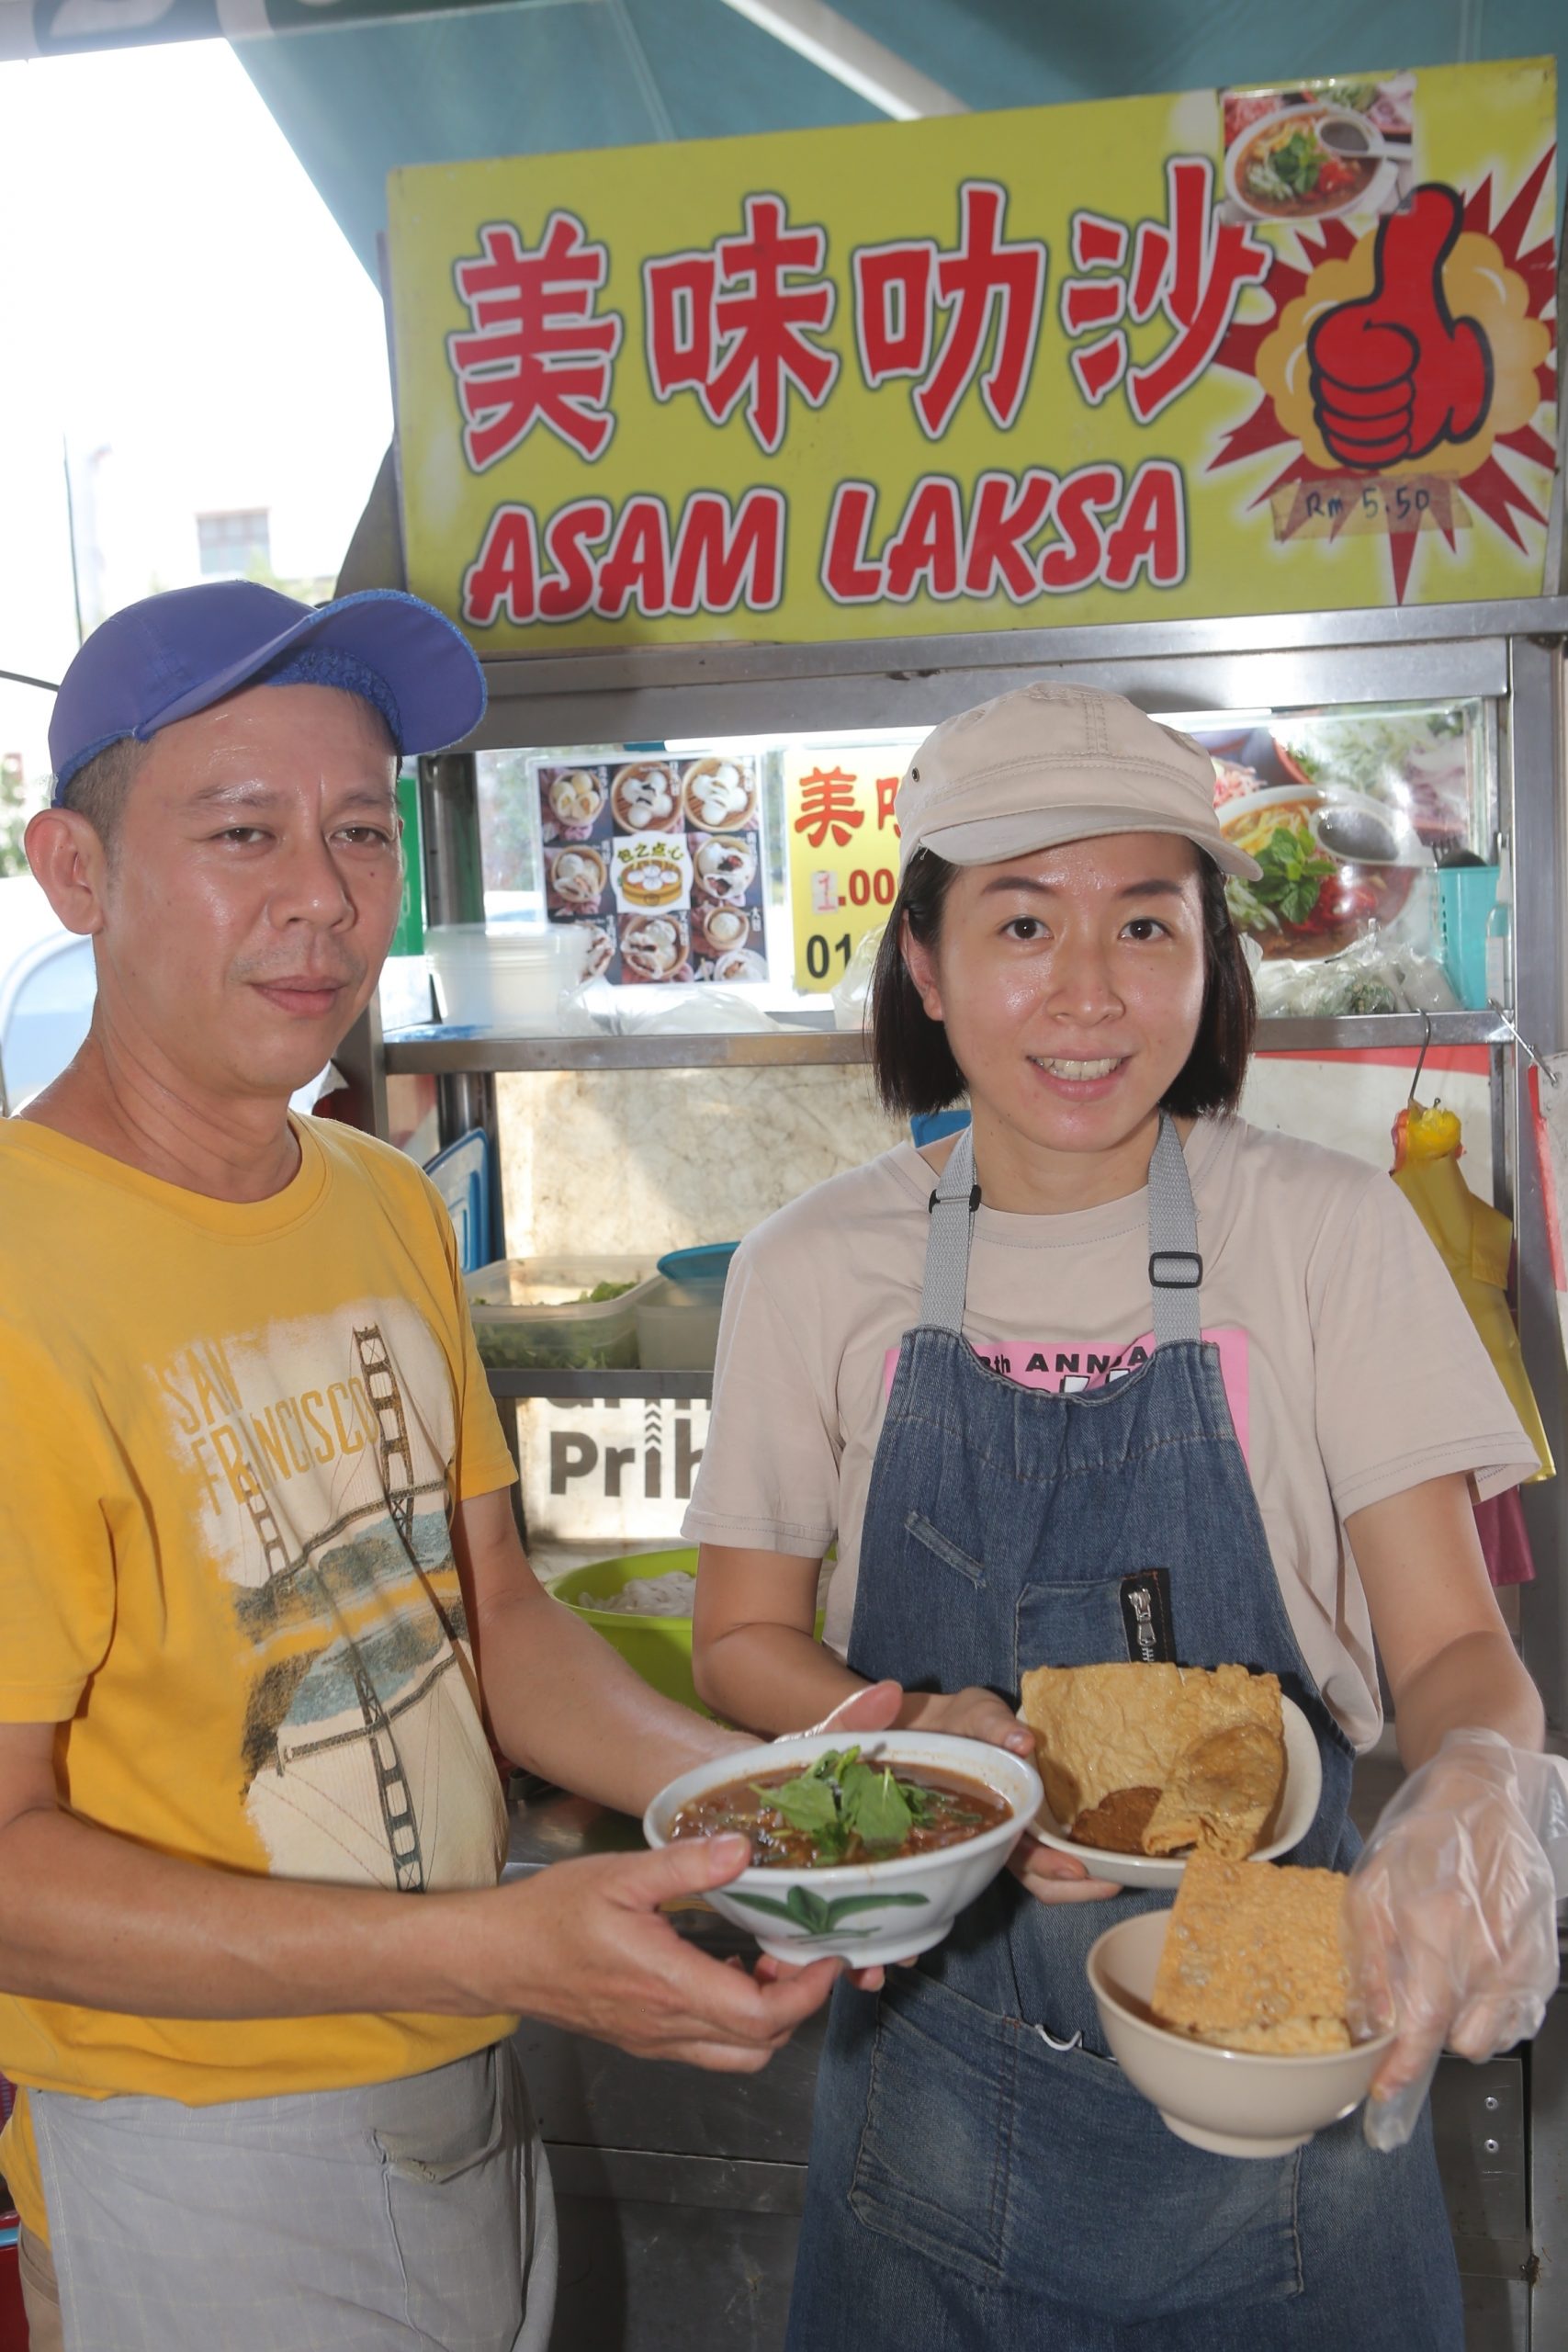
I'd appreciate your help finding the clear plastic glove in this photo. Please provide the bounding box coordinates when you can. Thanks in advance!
[1345,1728,1568,2152]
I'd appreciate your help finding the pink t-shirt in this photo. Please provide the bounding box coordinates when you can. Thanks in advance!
[884,1329,1250,1461]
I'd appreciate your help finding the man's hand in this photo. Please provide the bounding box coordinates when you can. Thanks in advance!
[490,1834,841,2072]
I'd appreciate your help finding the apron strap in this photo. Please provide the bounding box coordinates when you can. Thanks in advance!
[918,1123,977,1333]
[1147,1114,1203,1348]
[917,1114,1205,1346]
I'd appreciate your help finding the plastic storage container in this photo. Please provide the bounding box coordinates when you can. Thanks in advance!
[547,1546,705,1713]
[426,922,582,1032]
[1434,866,1498,1009]
[466,1254,657,1371]
[635,1272,728,1370]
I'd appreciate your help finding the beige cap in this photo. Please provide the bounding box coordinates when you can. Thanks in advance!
[896,683,1262,882]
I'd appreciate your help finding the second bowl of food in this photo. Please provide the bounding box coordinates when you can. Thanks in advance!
[644,1731,1042,1963]
[1087,1857,1394,2158]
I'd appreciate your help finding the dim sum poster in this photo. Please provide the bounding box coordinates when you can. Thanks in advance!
[389,57,1558,648]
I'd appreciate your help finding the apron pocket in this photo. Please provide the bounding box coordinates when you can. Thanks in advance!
[852,1975,1303,2323]
[904,1511,987,1587]
[1007,2025,1303,2323]
[850,1973,1017,2288]
[1015,1575,1144,1682]
[376,2051,526,2348]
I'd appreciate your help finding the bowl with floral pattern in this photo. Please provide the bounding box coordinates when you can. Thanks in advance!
[644,1731,1043,1964]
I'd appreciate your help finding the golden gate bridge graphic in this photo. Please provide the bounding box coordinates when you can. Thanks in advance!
[243,1323,440,1893]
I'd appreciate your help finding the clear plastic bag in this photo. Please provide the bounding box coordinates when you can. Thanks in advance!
[1345,1728,1568,2150]
[832,923,886,1034]
[615,988,778,1035]
[1248,924,1459,1021]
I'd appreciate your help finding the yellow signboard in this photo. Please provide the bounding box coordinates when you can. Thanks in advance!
[387,59,1558,650]
[784,743,908,992]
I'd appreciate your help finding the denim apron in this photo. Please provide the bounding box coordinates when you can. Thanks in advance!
[786,1118,1462,2351]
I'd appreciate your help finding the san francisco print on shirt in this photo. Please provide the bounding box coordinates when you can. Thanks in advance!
[154,1298,505,1892]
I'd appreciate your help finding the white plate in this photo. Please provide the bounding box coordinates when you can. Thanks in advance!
[1021,1691,1322,1890]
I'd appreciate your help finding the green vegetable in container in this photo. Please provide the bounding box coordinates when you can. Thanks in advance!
[1247,818,1337,927]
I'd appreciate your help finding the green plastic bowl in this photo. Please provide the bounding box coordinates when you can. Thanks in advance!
[547,1547,707,1714]
[546,1549,828,1722]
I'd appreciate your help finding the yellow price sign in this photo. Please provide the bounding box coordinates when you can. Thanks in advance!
[785,746,909,992]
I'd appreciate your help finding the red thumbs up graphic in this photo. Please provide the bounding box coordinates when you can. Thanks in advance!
[1307,185,1492,468]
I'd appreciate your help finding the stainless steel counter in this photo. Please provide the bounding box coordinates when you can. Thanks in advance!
[505,1776,1559,2352]
[504,1787,825,2351]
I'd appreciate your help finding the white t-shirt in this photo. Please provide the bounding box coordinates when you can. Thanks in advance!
[682,1115,1537,1749]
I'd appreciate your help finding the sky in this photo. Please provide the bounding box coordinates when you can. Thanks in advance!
[0,39,393,788]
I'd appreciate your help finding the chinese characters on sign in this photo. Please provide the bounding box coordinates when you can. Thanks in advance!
[448,212,621,465]
[785,746,909,992]
[1058,162,1269,416]
[390,62,1558,643]
[644,194,840,453]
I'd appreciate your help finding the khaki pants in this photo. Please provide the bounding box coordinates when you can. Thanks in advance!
[18,2223,64,2352]
[25,2044,554,2352]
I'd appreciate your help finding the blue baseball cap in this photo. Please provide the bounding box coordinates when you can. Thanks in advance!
[50,581,486,802]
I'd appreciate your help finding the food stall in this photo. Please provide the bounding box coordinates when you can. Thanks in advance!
[329,57,1568,2350]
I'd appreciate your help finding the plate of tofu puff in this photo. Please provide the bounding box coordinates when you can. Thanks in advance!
[1018,1661,1321,1888]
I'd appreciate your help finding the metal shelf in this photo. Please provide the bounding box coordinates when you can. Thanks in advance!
[485,1368,714,1400]
[1255,1012,1506,1051]
[387,1010,1506,1076]
[385,1025,866,1073]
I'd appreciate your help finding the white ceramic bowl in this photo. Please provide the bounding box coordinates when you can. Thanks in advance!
[643,1731,1043,1964]
[1088,1911,1394,2158]
[1023,1692,1323,1891]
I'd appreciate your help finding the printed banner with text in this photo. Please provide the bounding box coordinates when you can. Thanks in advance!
[388,59,1558,650]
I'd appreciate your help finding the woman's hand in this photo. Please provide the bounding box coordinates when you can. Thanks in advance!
[898,1686,1119,1906]
[1346,1728,1568,2150]
[897,1683,1038,1757]
[1010,1831,1122,1906]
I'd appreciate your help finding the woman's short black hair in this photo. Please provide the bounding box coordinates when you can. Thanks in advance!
[870,845,1257,1121]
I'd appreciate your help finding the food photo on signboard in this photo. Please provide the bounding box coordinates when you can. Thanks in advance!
[534,749,772,989]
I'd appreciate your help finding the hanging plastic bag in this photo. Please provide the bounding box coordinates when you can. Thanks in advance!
[1390,1097,1552,1480]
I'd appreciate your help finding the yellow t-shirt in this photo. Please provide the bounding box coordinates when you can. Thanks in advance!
[0,1115,520,2238]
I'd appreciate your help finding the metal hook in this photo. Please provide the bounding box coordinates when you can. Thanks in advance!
[1408,1011,1433,1110]
[1494,1004,1560,1086]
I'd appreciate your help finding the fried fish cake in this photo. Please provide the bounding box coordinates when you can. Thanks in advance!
[1151,1854,1349,2051]
[1143,1719,1285,1860]
[1019,1662,1189,1825]
[1020,1661,1284,1859]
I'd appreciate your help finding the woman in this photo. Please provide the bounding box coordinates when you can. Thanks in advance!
[684,683,1557,2348]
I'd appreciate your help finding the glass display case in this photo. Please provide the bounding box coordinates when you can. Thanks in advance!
[330,594,1568,2350]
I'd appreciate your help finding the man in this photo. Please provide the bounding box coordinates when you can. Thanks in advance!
[0,582,879,2351]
